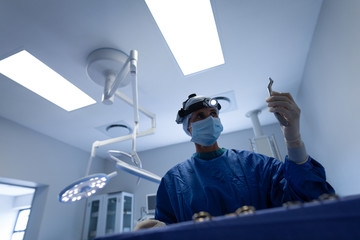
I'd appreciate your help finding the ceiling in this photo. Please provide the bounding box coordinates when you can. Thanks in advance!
[0,0,323,159]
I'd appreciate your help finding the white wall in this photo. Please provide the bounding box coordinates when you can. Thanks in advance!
[0,116,105,240]
[297,0,360,196]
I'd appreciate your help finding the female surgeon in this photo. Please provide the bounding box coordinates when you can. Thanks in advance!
[154,92,335,225]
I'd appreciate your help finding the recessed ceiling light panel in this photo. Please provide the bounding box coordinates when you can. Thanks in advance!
[0,50,96,111]
[145,0,225,75]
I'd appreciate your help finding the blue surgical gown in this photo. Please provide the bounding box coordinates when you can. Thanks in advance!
[155,149,334,224]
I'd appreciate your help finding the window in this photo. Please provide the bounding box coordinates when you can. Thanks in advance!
[11,208,31,240]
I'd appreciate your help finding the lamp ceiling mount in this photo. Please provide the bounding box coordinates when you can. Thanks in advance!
[87,48,137,104]
[87,48,132,88]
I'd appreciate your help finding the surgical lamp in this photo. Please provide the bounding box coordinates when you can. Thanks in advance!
[59,48,160,203]
[59,172,117,203]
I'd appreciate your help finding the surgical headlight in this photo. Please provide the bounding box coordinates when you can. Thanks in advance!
[176,93,221,124]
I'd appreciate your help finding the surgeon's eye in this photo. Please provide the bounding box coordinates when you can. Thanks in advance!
[195,112,205,120]
[210,111,218,118]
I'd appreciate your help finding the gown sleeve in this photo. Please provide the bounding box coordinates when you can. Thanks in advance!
[282,157,335,200]
[154,177,177,224]
[256,153,335,207]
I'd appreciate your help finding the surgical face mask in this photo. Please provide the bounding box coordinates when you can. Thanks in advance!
[190,116,223,146]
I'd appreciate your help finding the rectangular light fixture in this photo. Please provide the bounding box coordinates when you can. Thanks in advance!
[0,50,96,111]
[145,0,225,75]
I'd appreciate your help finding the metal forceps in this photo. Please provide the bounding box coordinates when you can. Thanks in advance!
[268,77,289,126]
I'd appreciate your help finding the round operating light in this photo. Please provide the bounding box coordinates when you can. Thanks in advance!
[59,173,109,203]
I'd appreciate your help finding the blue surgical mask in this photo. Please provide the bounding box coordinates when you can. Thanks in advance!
[190,116,223,146]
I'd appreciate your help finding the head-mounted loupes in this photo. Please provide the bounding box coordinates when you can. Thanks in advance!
[176,93,221,124]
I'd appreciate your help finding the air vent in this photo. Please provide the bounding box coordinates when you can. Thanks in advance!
[106,124,132,137]
[96,121,133,138]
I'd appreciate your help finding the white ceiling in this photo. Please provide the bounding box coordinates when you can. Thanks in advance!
[0,0,323,159]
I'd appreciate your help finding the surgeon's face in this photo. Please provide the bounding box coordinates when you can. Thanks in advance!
[188,107,219,134]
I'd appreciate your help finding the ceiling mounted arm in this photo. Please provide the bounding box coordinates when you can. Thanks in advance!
[58,49,159,203]
[102,59,130,104]
[86,48,157,177]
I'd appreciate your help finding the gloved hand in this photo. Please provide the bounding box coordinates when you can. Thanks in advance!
[266,91,308,164]
[266,91,301,146]
[133,219,166,231]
